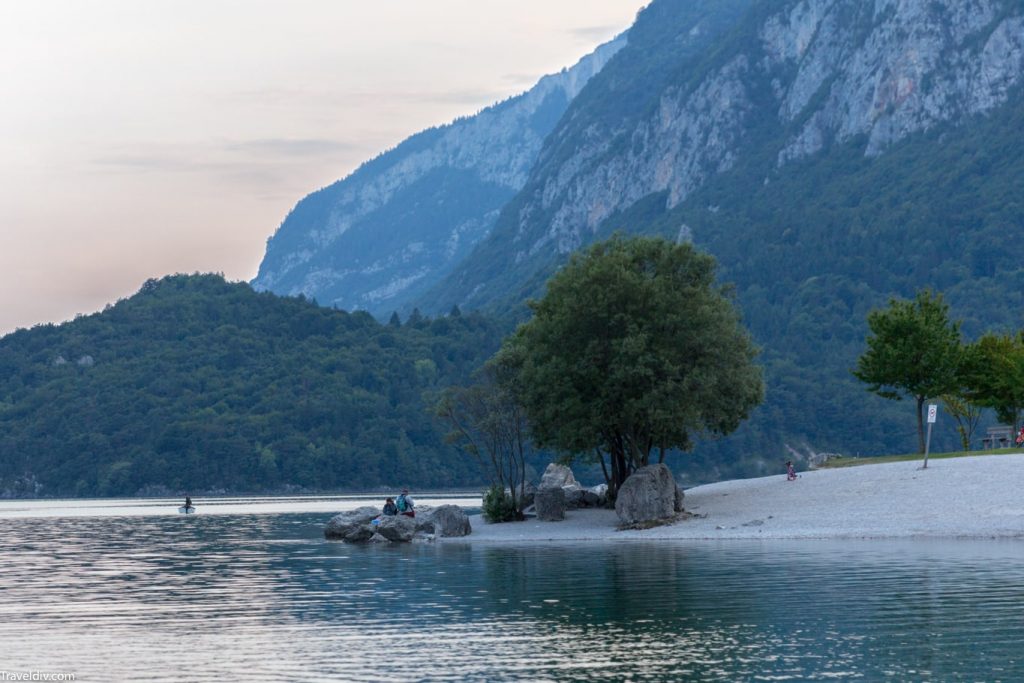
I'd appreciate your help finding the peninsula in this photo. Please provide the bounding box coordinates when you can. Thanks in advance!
[455,454,1024,542]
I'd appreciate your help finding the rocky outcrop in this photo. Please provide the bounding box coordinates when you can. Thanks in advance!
[539,463,579,489]
[535,487,566,521]
[532,463,608,515]
[324,505,470,542]
[422,504,472,537]
[615,464,679,525]
[324,506,381,541]
[375,515,418,542]
[432,0,1024,311]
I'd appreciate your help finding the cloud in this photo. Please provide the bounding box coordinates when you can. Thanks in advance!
[568,24,622,44]
[222,138,357,157]
[92,138,358,175]
[225,85,508,109]
[90,154,217,173]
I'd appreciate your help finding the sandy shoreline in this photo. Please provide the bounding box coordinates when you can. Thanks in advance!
[450,454,1024,542]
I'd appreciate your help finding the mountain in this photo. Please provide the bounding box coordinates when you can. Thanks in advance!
[431,0,1024,310]
[0,275,503,498]
[421,0,1024,470]
[252,34,626,317]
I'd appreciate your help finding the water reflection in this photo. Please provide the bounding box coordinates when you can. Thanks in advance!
[1,503,1023,681]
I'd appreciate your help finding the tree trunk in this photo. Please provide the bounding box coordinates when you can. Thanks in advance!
[597,449,611,487]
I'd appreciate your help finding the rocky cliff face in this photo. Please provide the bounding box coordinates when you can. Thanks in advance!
[431,0,1024,310]
[252,35,626,316]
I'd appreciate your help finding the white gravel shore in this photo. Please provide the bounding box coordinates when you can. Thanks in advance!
[455,454,1024,542]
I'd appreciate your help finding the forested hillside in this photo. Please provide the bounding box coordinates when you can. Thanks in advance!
[0,275,503,497]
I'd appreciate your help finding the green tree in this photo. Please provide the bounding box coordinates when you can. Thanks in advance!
[962,332,1024,432]
[853,290,962,453]
[497,235,763,498]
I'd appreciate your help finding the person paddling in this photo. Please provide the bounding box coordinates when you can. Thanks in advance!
[185,495,193,510]
[395,489,415,518]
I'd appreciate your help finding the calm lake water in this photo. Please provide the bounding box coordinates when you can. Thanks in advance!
[1,497,1022,682]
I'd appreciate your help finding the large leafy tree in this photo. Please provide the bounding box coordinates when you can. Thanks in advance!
[853,290,962,453]
[961,332,1024,433]
[497,235,764,497]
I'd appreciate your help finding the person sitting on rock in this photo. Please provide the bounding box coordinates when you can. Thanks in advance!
[396,489,415,518]
[382,497,398,516]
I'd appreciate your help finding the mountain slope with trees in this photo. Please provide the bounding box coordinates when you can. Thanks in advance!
[421,0,1024,467]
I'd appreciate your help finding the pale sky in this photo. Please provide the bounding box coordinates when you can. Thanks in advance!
[0,1,646,335]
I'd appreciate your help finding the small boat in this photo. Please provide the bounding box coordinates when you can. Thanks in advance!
[178,506,196,514]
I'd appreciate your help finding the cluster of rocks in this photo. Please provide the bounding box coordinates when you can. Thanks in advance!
[324,504,471,543]
[522,464,609,522]
[526,462,685,526]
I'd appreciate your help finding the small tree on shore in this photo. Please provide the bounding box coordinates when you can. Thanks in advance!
[853,290,962,453]
[434,356,530,521]
[940,392,982,451]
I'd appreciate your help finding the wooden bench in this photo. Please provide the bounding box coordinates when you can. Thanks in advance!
[982,424,1014,449]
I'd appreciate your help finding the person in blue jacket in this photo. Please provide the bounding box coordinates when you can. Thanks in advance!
[395,489,415,517]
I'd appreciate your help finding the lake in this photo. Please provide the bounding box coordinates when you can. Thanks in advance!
[1,497,1022,681]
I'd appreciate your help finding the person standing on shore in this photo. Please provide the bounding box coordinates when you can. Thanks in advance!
[785,461,797,481]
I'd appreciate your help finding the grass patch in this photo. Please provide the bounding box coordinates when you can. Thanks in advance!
[817,448,1024,469]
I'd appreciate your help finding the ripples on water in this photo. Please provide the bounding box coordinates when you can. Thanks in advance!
[1,501,1023,681]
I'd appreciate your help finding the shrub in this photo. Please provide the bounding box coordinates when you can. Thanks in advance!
[482,484,517,523]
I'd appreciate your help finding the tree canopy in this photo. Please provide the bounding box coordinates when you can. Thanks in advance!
[498,235,763,496]
[853,290,962,452]
[961,332,1024,431]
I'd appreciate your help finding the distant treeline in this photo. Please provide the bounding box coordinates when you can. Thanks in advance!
[0,275,504,497]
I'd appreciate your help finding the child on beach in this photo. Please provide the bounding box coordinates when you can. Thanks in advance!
[786,461,797,481]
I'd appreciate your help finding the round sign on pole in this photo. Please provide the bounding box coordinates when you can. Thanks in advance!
[927,405,937,424]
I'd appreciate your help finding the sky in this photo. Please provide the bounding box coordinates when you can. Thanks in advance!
[0,0,647,336]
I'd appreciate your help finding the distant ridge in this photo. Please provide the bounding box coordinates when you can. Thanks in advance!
[252,34,627,317]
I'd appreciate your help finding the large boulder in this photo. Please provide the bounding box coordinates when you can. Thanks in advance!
[375,515,418,542]
[615,464,678,525]
[324,506,381,540]
[425,504,472,537]
[589,484,609,507]
[539,463,578,489]
[535,486,566,521]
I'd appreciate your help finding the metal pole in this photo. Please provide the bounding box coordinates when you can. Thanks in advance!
[923,421,933,469]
